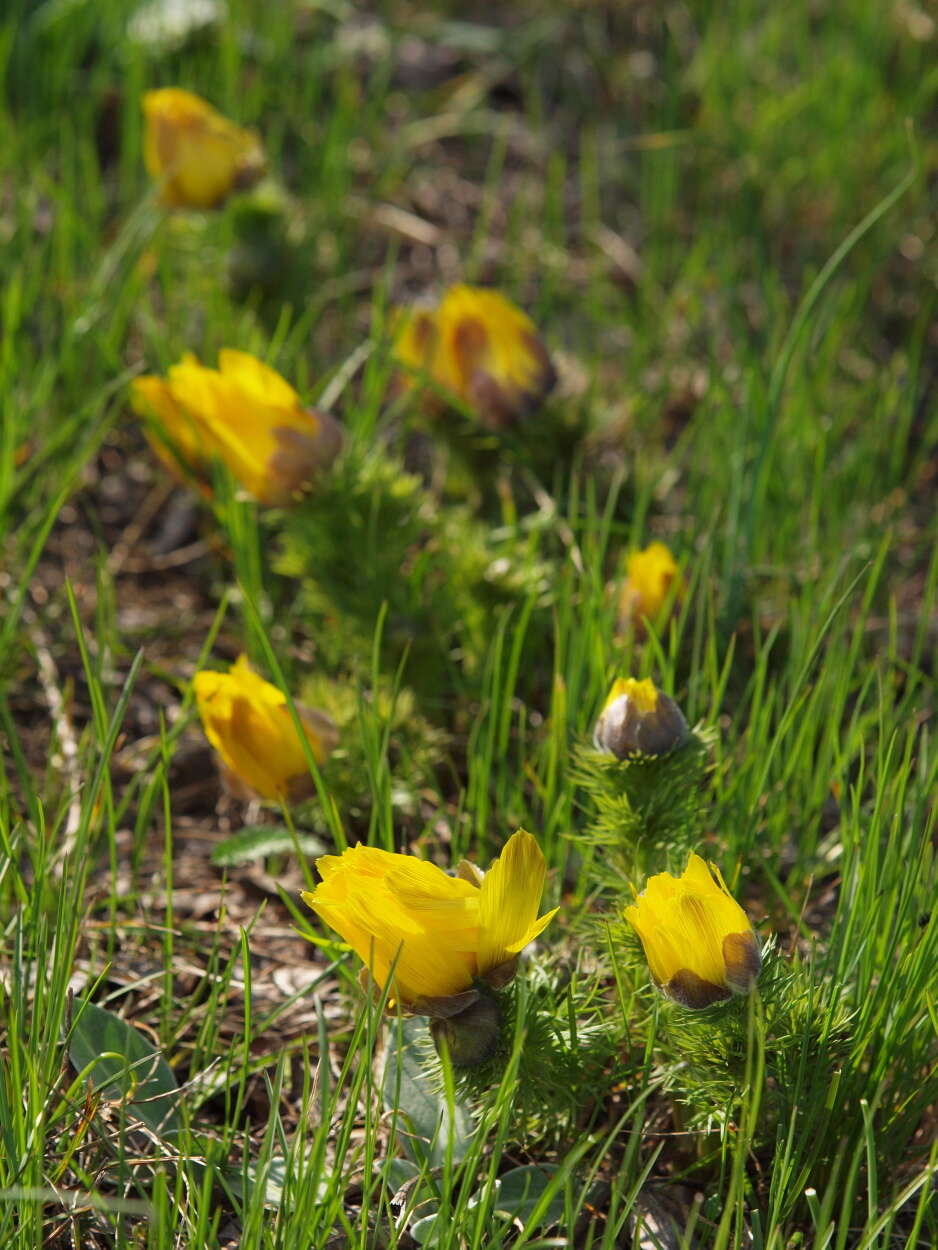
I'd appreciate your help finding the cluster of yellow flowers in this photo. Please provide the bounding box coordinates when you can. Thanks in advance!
[139,89,556,462]
[594,676,761,1009]
[191,659,759,1029]
[140,86,760,1050]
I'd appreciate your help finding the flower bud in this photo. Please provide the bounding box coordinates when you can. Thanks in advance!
[143,88,265,209]
[194,656,337,802]
[392,284,555,428]
[131,350,343,505]
[625,853,762,1009]
[594,678,688,759]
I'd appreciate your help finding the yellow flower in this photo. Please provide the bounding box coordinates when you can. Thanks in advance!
[594,677,688,758]
[617,542,681,633]
[194,655,338,802]
[302,829,558,1010]
[392,284,555,427]
[143,88,265,209]
[131,350,344,505]
[625,853,761,1009]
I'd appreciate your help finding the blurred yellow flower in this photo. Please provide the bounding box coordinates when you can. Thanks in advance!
[143,88,265,209]
[302,829,558,1010]
[625,853,761,1009]
[392,284,555,427]
[131,350,344,505]
[194,655,338,802]
[594,677,688,758]
[617,542,681,633]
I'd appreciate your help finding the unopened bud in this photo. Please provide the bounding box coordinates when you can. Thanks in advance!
[594,677,688,759]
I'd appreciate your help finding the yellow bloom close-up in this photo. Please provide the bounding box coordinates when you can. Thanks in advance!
[194,655,338,802]
[625,853,761,1009]
[143,88,266,209]
[131,350,344,505]
[617,541,682,633]
[302,829,558,1010]
[392,284,556,427]
[594,676,689,758]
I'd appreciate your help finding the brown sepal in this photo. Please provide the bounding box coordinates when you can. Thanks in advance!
[664,968,732,1010]
[722,931,762,993]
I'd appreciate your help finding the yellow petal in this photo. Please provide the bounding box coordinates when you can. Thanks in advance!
[218,349,301,411]
[131,375,208,478]
[392,285,553,425]
[142,350,339,505]
[602,677,659,717]
[305,845,479,1002]
[303,832,555,1008]
[477,829,553,972]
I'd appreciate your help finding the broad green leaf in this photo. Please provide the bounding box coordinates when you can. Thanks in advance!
[409,1212,441,1247]
[382,1017,472,1169]
[469,1164,564,1228]
[383,1157,422,1194]
[68,1000,180,1138]
[226,1155,331,1210]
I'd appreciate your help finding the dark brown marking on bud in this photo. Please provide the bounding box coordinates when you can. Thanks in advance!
[664,968,732,1010]
[466,332,556,429]
[467,370,519,429]
[451,315,489,380]
[481,957,518,990]
[722,931,762,993]
[233,147,267,192]
[520,330,557,400]
[409,309,438,360]
[413,988,480,1020]
[264,411,345,505]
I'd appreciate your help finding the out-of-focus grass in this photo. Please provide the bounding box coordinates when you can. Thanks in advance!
[0,1,935,1246]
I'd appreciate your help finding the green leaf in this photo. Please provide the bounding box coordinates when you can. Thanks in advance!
[409,1212,441,1246]
[226,1155,331,1210]
[469,1164,564,1228]
[382,1017,473,1169]
[210,826,329,866]
[383,1158,422,1194]
[68,1001,180,1138]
